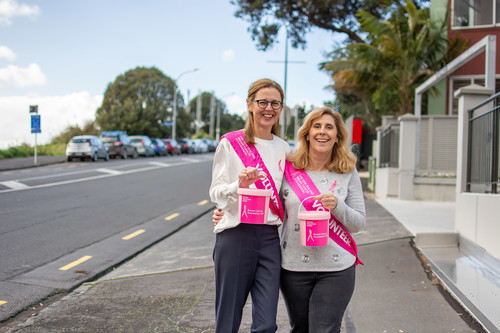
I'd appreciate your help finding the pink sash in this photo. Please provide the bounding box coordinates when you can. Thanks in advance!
[284,160,362,265]
[221,130,284,222]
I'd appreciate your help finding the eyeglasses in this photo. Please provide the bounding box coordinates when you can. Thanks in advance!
[252,99,283,110]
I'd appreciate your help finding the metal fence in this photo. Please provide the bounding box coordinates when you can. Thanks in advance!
[467,92,500,193]
[379,124,400,168]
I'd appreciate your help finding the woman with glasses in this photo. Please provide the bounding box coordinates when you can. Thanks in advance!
[209,78,290,333]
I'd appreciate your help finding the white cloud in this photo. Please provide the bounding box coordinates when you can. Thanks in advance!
[0,92,103,149]
[222,49,235,62]
[0,0,39,25]
[0,63,47,87]
[0,45,16,61]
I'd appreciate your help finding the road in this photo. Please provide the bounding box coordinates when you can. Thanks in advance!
[0,154,215,321]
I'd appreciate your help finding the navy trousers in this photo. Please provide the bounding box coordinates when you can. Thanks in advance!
[213,223,281,333]
[280,265,356,333]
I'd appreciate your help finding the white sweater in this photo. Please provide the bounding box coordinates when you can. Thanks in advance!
[209,134,290,233]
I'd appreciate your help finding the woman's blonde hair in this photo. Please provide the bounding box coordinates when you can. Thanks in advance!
[289,107,357,173]
[244,78,284,144]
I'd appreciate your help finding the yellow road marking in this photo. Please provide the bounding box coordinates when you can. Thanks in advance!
[0,300,6,306]
[59,256,92,271]
[165,213,179,221]
[122,229,146,240]
[197,200,209,205]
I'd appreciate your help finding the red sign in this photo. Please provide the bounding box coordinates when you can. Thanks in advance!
[352,119,362,144]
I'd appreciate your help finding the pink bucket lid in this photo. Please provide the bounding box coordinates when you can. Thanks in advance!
[237,188,272,197]
[298,211,330,220]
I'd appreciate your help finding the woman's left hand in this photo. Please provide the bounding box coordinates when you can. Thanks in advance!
[314,193,338,211]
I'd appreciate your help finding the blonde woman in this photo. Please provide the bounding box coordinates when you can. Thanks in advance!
[279,107,366,332]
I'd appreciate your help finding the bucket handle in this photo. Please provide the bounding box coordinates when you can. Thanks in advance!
[298,196,317,215]
[298,195,331,216]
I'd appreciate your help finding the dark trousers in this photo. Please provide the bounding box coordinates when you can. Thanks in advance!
[213,223,281,333]
[280,265,356,333]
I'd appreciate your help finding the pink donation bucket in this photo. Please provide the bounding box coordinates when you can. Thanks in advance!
[298,210,330,247]
[238,188,272,224]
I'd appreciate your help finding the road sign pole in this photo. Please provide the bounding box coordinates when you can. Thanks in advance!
[34,132,37,165]
[29,105,40,165]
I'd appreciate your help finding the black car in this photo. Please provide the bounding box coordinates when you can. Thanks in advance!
[177,139,195,154]
[99,131,138,159]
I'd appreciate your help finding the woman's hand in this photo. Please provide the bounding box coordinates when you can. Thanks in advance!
[238,167,266,188]
[314,193,338,211]
[213,208,224,225]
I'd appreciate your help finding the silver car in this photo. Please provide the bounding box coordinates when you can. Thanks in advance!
[129,135,156,157]
[66,135,109,162]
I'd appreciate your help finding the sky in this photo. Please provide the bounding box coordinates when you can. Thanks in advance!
[0,0,343,148]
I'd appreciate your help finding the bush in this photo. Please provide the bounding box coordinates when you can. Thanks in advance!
[0,143,65,159]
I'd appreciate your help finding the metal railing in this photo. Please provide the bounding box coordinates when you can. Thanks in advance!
[379,124,400,168]
[467,92,500,193]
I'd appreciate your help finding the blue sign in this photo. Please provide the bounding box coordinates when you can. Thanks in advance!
[162,121,173,126]
[31,115,41,133]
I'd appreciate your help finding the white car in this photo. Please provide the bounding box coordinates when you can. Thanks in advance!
[66,135,109,162]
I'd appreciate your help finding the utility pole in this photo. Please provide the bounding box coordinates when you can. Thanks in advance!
[172,68,199,139]
[268,29,305,138]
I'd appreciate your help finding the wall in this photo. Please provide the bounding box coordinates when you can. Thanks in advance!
[375,167,399,198]
[426,79,447,115]
[456,193,500,260]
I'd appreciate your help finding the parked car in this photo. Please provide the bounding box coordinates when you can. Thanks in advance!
[66,135,109,162]
[151,138,168,156]
[200,138,217,152]
[162,139,181,155]
[129,135,156,157]
[99,131,138,159]
[192,139,209,153]
[177,139,195,154]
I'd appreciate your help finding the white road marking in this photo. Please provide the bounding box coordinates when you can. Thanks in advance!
[148,161,171,167]
[0,158,213,194]
[0,181,30,190]
[96,168,124,175]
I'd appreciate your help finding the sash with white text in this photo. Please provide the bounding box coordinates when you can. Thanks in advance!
[221,130,284,222]
[284,160,362,265]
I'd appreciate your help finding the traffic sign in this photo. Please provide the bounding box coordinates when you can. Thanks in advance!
[31,115,41,133]
[29,105,38,113]
[162,121,173,126]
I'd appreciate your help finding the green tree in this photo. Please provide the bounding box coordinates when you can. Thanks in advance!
[231,0,430,50]
[95,67,180,138]
[219,114,245,136]
[51,121,99,144]
[321,1,467,132]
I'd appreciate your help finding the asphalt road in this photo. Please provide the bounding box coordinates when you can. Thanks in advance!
[0,154,215,321]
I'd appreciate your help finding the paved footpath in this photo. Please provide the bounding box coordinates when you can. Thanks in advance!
[0,194,485,333]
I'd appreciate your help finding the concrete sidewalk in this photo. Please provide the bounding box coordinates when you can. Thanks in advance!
[1,196,485,332]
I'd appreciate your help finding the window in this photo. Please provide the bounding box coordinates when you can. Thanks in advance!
[453,0,495,27]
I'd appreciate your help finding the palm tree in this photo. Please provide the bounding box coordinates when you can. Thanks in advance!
[322,0,467,132]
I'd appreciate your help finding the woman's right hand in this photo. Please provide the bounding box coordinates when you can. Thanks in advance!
[213,208,224,225]
[238,167,266,188]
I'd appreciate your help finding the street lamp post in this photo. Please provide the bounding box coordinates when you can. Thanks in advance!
[172,68,199,139]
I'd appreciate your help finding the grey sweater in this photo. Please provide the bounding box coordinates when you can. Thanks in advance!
[280,168,366,271]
